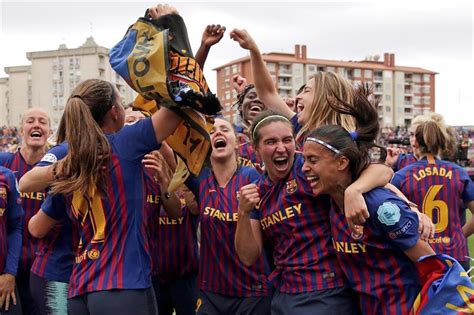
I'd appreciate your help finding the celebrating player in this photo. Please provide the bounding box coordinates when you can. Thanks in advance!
[0,108,51,314]
[186,118,271,314]
[391,118,474,271]
[301,86,435,314]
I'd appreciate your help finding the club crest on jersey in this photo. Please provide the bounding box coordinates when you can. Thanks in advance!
[0,187,6,199]
[351,225,364,240]
[377,202,401,226]
[286,179,297,194]
[87,249,100,260]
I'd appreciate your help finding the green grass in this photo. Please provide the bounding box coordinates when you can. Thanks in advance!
[468,211,474,267]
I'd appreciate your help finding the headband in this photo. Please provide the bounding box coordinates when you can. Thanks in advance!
[252,114,291,141]
[305,137,341,155]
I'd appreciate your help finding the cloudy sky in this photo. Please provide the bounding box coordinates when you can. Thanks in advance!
[0,0,472,125]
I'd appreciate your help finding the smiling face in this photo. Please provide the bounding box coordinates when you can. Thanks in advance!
[19,108,51,149]
[302,140,347,197]
[241,87,266,124]
[254,120,295,182]
[296,78,315,125]
[209,118,238,161]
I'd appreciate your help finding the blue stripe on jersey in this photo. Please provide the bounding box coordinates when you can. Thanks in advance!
[330,187,421,315]
[145,172,199,281]
[0,151,47,272]
[66,118,160,298]
[394,153,417,172]
[251,154,346,293]
[31,194,78,283]
[186,166,270,297]
[0,166,23,275]
[391,157,474,262]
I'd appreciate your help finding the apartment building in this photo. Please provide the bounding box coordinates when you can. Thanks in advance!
[0,37,136,128]
[214,45,437,127]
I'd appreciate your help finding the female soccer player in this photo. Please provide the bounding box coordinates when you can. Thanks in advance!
[0,166,23,314]
[385,113,457,171]
[300,87,435,314]
[230,29,379,228]
[46,77,181,314]
[391,119,474,271]
[0,107,51,314]
[143,150,199,315]
[235,108,397,314]
[186,117,271,315]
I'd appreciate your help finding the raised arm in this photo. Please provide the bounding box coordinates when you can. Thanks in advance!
[235,183,264,266]
[230,28,295,118]
[195,24,226,69]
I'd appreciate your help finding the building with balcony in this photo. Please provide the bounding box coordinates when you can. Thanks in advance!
[214,45,437,127]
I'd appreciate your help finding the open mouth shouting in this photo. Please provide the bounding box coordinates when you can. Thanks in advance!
[30,130,43,139]
[273,156,290,171]
[213,137,227,150]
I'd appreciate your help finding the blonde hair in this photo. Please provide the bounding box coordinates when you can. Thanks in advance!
[411,112,456,158]
[297,72,356,142]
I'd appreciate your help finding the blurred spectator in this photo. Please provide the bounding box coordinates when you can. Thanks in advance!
[0,126,20,152]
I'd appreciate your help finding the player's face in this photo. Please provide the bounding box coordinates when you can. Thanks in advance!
[255,121,295,181]
[20,109,51,149]
[124,108,146,125]
[302,140,342,196]
[408,123,418,150]
[241,87,266,124]
[210,118,238,161]
[296,78,315,125]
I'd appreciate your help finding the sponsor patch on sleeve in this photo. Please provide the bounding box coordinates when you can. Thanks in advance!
[377,202,401,226]
[41,153,58,164]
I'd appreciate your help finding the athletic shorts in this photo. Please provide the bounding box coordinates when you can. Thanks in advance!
[271,286,360,315]
[30,272,68,315]
[67,287,158,315]
[196,290,271,315]
[153,274,197,315]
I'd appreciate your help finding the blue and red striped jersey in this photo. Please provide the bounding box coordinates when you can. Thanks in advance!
[250,154,346,293]
[31,194,79,283]
[331,187,421,315]
[64,118,160,298]
[0,151,47,272]
[394,153,417,172]
[391,156,474,262]
[0,166,23,276]
[238,142,261,169]
[186,166,270,297]
[145,173,199,282]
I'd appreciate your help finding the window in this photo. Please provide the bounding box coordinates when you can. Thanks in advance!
[364,69,372,78]
[353,69,361,77]
[327,66,335,73]
[224,79,230,88]
[413,74,421,82]
[385,106,391,112]
[308,65,316,72]
[338,68,346,77]
[225,91,231,100]
[423,74,430,82]
[224,67,230,76]
[267,63,276,72]
[422,86,431,93]
[383,71,392,78]
[385,95,391,101]
[231,64,238,74]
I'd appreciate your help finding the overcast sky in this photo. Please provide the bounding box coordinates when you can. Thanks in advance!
[0,0,472,125]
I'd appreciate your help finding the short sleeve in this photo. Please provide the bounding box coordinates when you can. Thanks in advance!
[110,118,160,160]
[37,142,69,166]
[461,171,474,202]
[372,197,419,251]
[390,171,403,189]
[41,194,67,221]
